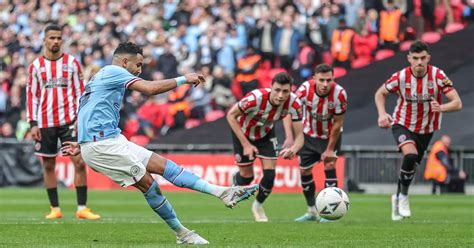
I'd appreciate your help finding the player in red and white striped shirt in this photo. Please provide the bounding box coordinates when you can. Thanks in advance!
[26,24,99,220]
[375,41,462,221]
[292,64,348,222]
[227,72,304,222]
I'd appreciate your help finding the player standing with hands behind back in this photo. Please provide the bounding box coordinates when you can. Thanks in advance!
[27,24,100,220]
[374,41,462,221]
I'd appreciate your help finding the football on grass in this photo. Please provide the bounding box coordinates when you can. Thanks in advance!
[316,187,350,220]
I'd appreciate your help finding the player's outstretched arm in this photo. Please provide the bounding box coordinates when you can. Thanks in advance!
[375,85,393,129]
[129,73,205,95]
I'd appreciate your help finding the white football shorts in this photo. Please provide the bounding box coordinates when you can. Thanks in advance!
[80,134,152,187]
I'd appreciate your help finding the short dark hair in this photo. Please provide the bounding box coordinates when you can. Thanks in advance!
[113,42,143,56]
[409,40,429,54]
[44,24,62,34]
[314,63,333,74]
[272,72,293,85]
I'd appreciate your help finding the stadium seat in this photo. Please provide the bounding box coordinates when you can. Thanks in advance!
[257,68,287,88]
[351,58,370,69]
[123,118,140,139]
[130,135,150,146]
[333,67,347,78]
[185,119,201,129]
[322,51,333,65]
[445,23,464,34]
[269,68,287,79]
[205,110,225,122]
[421,32,441,44]
[434,4,446,28]
[399,41,412,51]
[375,49,395,61]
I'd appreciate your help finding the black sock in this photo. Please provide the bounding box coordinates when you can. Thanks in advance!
[256,169,275,203]
[76,186,87,206]
[301,174,315,206]
[47,188,59,207]
[234,173,254,186]
[324,169,337,188]
[398,154,418,195]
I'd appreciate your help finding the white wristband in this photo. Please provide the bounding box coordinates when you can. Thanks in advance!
[175,76,187,86]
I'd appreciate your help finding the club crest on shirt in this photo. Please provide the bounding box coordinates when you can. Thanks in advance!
[240,95,255,109]
[240,99,250,109]
[428,81,434,89]
[328,102,335,109]
[398,134,407,143]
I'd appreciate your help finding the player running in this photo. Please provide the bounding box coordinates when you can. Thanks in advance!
[374,40,462,221]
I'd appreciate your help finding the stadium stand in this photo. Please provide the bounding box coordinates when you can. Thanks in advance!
[0,0,472,147]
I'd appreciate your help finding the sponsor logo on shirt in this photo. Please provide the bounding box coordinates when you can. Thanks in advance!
[44,78,69,88]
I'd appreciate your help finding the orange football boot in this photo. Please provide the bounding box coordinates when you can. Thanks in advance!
[76,208,101,220]
[46,207,63,219]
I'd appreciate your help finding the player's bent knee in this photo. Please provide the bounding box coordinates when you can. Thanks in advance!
[72,159,86,171]
[261,169,276,190]
[134,173,155,193]
[235,172,254,185]
[42,157,56,170]
[402,153,419,170]
[239,166,254,178]
[300,168,313,176]
[324,162,336,170]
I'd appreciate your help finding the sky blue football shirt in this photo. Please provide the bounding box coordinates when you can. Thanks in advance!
[77,65,140,143]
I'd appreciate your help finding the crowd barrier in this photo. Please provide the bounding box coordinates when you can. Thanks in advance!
[1,139,472,191]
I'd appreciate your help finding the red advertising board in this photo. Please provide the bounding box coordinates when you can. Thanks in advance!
[55,154,344,193]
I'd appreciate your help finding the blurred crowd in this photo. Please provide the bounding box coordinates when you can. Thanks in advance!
[1,0,473,144]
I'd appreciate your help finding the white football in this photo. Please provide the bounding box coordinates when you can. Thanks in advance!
[316,187,350,220]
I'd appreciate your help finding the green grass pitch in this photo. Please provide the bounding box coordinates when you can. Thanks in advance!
[0,188,473,247]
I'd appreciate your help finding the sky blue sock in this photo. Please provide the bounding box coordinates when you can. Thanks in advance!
[163,160,224,196]
[144,180,183,231]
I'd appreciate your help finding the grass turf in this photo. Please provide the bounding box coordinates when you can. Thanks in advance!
[0,188,473,247]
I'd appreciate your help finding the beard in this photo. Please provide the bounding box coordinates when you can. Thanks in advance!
[50,46,60,53]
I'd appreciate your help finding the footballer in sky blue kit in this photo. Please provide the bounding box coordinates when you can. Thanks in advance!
[77,65,140,143]
[62,42,259,245]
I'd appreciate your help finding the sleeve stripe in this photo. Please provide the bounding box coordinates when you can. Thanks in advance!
[125,78,141,89]
[443,88,454,94]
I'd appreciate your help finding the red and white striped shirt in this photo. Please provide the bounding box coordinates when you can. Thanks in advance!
[384,65,454,134]
[296,80,347,139]
[238,88,302,141]
[27,53,84,128]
